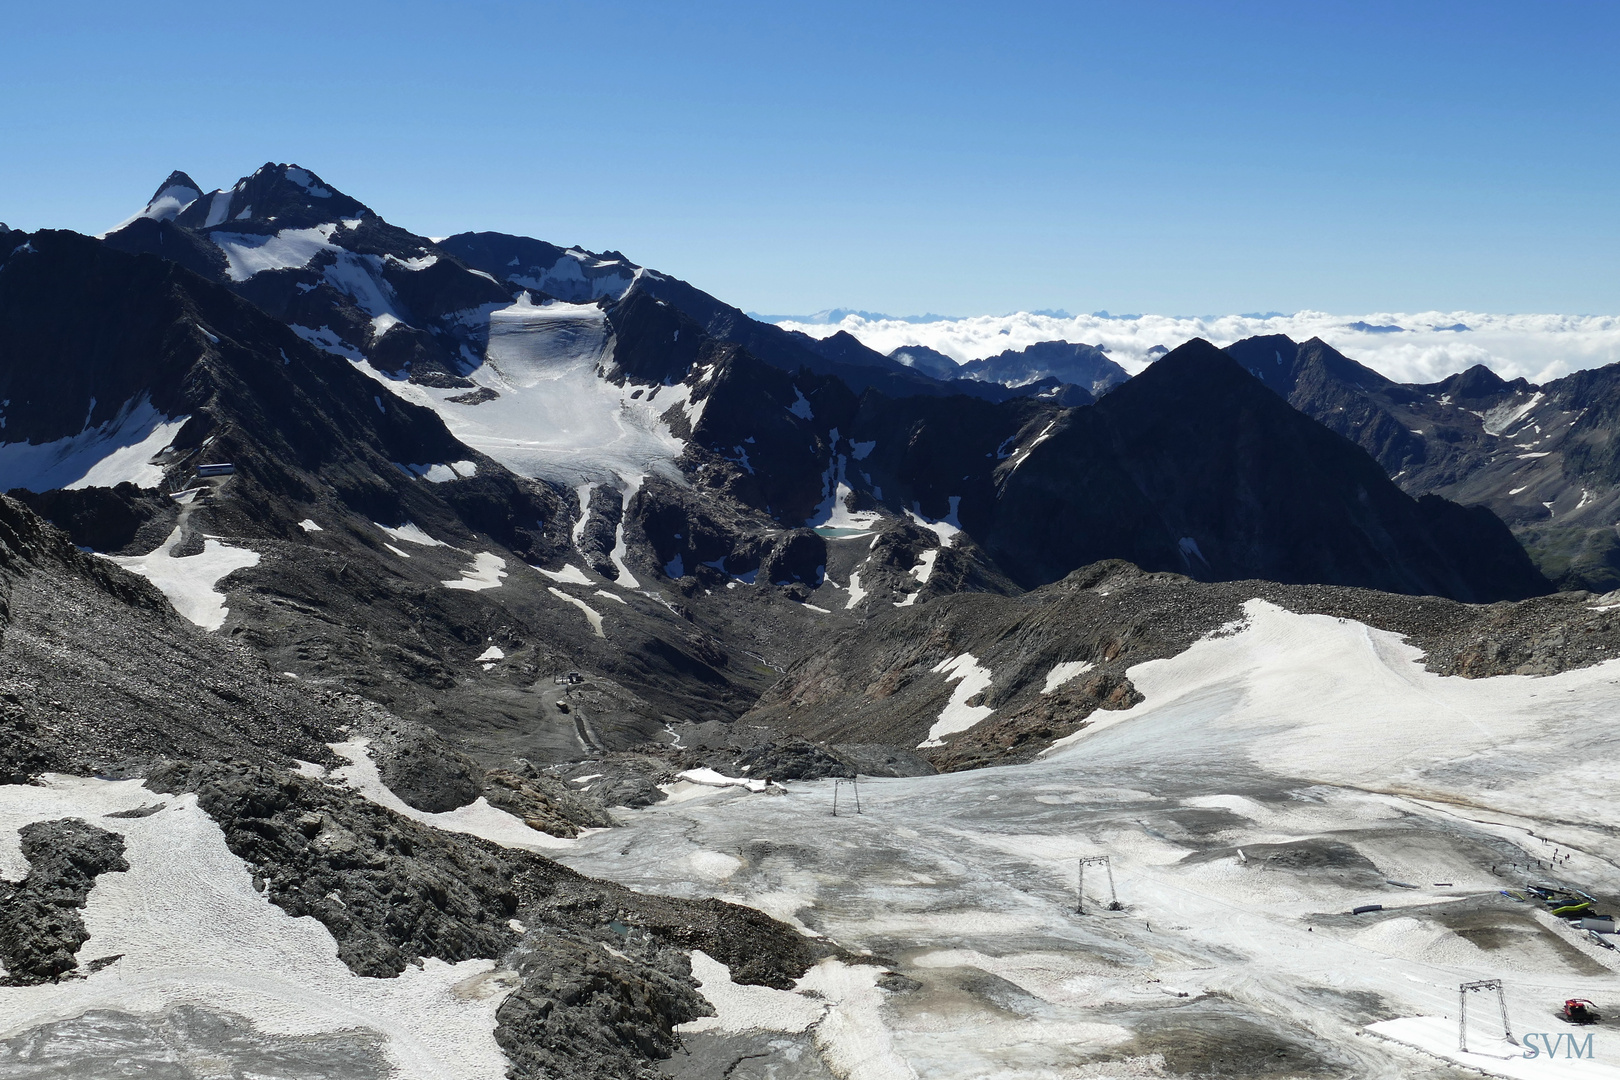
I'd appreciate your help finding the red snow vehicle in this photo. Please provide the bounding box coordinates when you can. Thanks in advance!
[1563,999,1601,1025]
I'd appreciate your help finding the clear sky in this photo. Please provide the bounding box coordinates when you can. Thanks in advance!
[2,1,1615,317]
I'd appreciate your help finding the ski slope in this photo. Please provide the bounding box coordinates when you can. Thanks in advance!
[559,601,1620,1079]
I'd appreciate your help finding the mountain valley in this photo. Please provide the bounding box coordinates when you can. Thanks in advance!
[2,166,1620,1079]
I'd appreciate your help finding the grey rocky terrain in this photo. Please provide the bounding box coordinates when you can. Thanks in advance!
[0,818,128,985]
[1227,332,1620,591]
[5,165,1620,1078]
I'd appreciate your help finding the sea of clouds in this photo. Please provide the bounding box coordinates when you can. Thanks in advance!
[773,311,1620,385]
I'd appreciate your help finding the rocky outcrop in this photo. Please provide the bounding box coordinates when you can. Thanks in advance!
[0,818,128,984]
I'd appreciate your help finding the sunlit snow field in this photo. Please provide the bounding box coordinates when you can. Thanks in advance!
[5,603,1620,1078]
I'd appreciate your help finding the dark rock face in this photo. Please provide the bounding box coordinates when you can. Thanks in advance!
[1224,333,1620,591]
[9,484,173,555]
[148,761,521,978]
[959,339,1130,397]
[368,725,483,813]
[494,932,709,1080]
[482,768,615,838]
[103,163,511,385]
[148,760,820,978]
[0,494,342,784]
[888,344,960,380]
[981,340,1549,600]
[437,230,1058,404]
[843,340,1543,602]
[0,818,128,985]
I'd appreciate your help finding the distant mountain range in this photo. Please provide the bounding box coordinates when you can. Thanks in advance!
[9,160,1620,1080]
[0,161,1557,751]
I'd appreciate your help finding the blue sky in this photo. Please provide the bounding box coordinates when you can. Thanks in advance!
[2,1,1615,316]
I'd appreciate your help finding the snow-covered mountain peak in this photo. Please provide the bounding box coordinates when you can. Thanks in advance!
[99,170,205,235]
[142,171,203,219]
[174,163,372,234]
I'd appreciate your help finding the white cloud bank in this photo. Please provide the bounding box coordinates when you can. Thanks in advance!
[775,310,1620,386]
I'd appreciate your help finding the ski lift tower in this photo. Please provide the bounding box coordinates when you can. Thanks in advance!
[1459,979,1515,1053]
[831,777,862,816]
[1077,855,1118,914]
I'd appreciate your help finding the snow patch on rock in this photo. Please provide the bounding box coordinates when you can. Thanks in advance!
[443,553,507,592]
[0,397,187,493]
[918,653,995,748]
[106,526,259,632]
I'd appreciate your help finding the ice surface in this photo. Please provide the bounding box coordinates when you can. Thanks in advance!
[1370,1016,1619,1078]
[201,190,233,228]
[368,299,690,492]
[678,951,824,1035]
[474,645,505,662]
[106,526,259,632]
[283,167,333,198]
[103,181,203,235]
[1045,598,1620,812]
[322,251,401,321]
[556,596,1620,1079]
[297,518,323,532]
[0,397,186,493]
[0,776,517,1079]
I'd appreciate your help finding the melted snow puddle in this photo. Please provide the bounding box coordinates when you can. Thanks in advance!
[0,775,514,1079]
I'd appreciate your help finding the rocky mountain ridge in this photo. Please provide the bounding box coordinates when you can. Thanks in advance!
[1224,332,1620,590]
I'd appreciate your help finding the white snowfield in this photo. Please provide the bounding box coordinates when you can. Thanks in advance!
[917,653,994,748]
[0,397,188,493]
[808,443,881,536]
[557,600,1620,1079]
[442,552,507,592]
[212,223,341,282]
[1045,599,1620,810]
[676,768,769,793]
[0,776,517,1080]
[369,298,691,496]
[106,525,260,632]
[547,586,604,637]
[506,250,637,303]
